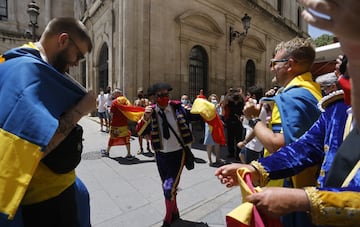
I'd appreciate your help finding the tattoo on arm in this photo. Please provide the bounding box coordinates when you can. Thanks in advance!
[42,111,76,157]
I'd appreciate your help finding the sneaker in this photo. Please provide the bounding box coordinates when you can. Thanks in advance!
[101,149,109,157]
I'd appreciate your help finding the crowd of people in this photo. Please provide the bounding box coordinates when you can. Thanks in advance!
[1,1,360,226]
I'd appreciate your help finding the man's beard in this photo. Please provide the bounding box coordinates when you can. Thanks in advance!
[52,49,69,74]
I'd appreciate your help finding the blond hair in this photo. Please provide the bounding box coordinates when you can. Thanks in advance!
[275,37,315,68]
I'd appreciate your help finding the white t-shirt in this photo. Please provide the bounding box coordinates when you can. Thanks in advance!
[243,105,267,152]
[97,93,108,113]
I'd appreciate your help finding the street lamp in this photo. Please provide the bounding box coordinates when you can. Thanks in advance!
[229,13,251,46]
[27,1,40,42]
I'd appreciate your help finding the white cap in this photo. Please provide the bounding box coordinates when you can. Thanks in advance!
[315,72,338,87]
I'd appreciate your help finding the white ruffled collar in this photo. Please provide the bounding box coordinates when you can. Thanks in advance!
[317,90,344,112]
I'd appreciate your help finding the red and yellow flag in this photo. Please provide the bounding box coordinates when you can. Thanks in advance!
[191,98,226,145]
[114,96,145,122]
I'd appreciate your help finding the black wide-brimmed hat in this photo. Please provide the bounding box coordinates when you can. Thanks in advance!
[149,82,172,95]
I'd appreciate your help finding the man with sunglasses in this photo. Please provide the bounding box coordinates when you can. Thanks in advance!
[0,17,95,227]
[217,37,322,227]
[137,83,193,227]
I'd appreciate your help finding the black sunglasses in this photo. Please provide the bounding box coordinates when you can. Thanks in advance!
[269,59,288,68]
[69,36,85,61]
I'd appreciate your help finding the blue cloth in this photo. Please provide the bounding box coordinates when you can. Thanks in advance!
[0,209,23,227]
[0,46,86,223]
[0,47,86,148]
[272,85,321,145]
[75,177,91,227]
[259,98,358,227]
[260,81,321,227]
[260,99,349,187]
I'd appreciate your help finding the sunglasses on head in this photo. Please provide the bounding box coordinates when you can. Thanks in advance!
[269,59,288,68]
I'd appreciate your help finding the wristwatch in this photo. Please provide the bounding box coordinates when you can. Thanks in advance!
[249,118,261,129]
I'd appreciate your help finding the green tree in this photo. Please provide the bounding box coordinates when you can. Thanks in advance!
[314,34,335,47]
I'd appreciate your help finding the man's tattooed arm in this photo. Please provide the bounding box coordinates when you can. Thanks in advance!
[42,108,83,158]
[41,90,97,158]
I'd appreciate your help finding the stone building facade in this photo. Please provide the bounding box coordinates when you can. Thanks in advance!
[0,0,309,101]
[0,0,74,53]
[75,0,309,101]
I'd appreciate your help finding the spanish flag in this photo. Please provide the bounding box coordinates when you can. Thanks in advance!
[0,43,86,220]
[113,96,145,122]
[191,98,226,145]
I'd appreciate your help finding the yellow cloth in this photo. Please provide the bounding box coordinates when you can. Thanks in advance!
[115,96,145,122]
[190,98,216,120]
[0,128,42,219]
[285,72,322,101]
[22,163,76,205]
[21,42,38,49]
[305,187,360,226]
[226,168,262,225]
[116,96,130,105]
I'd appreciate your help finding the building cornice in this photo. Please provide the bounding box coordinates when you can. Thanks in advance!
[246,0,306,37]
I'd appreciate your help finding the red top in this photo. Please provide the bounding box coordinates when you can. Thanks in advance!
[338,76,351,105]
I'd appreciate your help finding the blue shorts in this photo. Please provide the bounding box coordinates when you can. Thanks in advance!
[241,147,263,164]
[98,111,107,119]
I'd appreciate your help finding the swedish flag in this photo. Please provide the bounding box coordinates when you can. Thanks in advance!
[0,43,86,220]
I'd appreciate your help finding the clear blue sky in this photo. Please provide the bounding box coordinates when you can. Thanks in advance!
[308,24,333,39]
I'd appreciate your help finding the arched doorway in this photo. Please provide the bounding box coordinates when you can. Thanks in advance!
[189,45,208,100]
[98,43,109,90]
[245,59,256,89]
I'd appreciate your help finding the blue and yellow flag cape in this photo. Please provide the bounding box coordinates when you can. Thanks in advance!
[261,72,322,145]
[0,43,86,220]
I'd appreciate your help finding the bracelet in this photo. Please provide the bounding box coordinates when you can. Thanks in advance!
[249,118,261,129]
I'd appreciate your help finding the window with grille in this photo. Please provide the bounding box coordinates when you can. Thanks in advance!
[277,0,283,16]
[189,45,208,100]
[98,43,109,90]
[245,59,256,90]
[0,0,7,20]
